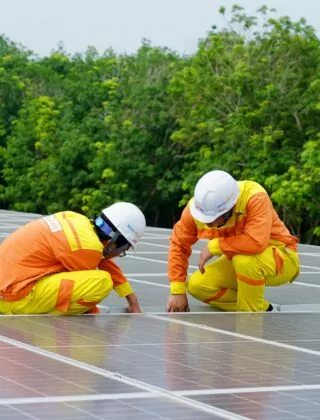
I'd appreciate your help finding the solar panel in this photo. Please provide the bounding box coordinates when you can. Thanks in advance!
[1,209,320,419]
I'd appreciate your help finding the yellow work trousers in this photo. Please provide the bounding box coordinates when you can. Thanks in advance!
[187,245,300,312]
[0,270,113,315]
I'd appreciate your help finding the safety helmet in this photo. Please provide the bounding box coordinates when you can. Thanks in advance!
[96,202,146,248]
[190,170,240,223]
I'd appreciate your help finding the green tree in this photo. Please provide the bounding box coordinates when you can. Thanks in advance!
[0,6,319,243]
[168,5,320,242]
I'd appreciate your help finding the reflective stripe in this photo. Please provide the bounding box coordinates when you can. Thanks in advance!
[55,212,82,251]
[237,273,265,286]
[273,248,284,275]
[204,288,227,303]
[55,279,74,312]
[43,215,62,233]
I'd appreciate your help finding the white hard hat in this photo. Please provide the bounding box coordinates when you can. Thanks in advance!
[102,202,146,247]
[190,170,240,223]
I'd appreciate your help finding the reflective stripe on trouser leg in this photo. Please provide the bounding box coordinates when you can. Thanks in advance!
[232,253,268,312]
[56,279,74,312]
[187,255,238,311]
[6,270,113,315]
[265,246,300,286]
[232,245,299,312]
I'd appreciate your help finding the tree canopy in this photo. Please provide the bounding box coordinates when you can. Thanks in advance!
[0,5,319,244]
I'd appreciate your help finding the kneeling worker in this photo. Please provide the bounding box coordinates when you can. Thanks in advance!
[0,202,145,314]
[167,170,300,312]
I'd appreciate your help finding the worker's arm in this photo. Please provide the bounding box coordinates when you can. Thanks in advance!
[125,293,142,313]
[167,205,198,312]
[99,258,141,313]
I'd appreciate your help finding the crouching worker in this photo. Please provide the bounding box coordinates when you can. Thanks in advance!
[0,202,146,315]
[167,170,300,312]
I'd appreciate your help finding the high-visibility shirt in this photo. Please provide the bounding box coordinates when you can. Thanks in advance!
[168,180,298,293]
[0,211,133,301]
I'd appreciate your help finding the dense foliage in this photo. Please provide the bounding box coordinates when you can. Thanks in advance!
[0,6,319,243]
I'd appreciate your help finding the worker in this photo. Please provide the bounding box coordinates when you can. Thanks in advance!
[167,170,300,312]
[0,202,146,315]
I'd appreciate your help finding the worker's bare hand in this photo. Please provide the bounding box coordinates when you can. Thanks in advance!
[126,294,142,313]
[198,245,213,274]
[166,294,190,312]
[127,303,142,313]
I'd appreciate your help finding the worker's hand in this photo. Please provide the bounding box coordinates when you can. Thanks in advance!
[198,245,213,274]
[125,293,142,313]
[166,294,190,312]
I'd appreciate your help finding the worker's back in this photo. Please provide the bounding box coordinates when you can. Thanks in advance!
[0,211,103,301]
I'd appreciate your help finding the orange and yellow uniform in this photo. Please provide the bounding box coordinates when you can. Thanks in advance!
[168,181,300,311]
[0,211,134,315]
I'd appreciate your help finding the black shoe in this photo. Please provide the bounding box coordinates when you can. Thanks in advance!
[266,303,281,312]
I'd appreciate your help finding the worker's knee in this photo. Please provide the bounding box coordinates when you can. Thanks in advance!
[79,271,113,301]
[94,271,113,299]
[232,254,259,276]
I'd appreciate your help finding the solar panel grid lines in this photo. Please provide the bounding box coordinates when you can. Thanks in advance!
[1,209,320,419]
[0,327,247,420]
[2,314,320,419]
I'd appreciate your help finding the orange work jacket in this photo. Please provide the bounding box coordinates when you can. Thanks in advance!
[168,180,298,286]
[0,211,133,301]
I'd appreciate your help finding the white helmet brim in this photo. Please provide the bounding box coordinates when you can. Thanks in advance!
[190,200,222,223]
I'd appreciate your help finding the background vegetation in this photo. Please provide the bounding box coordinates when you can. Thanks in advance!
[0,5,319,243]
